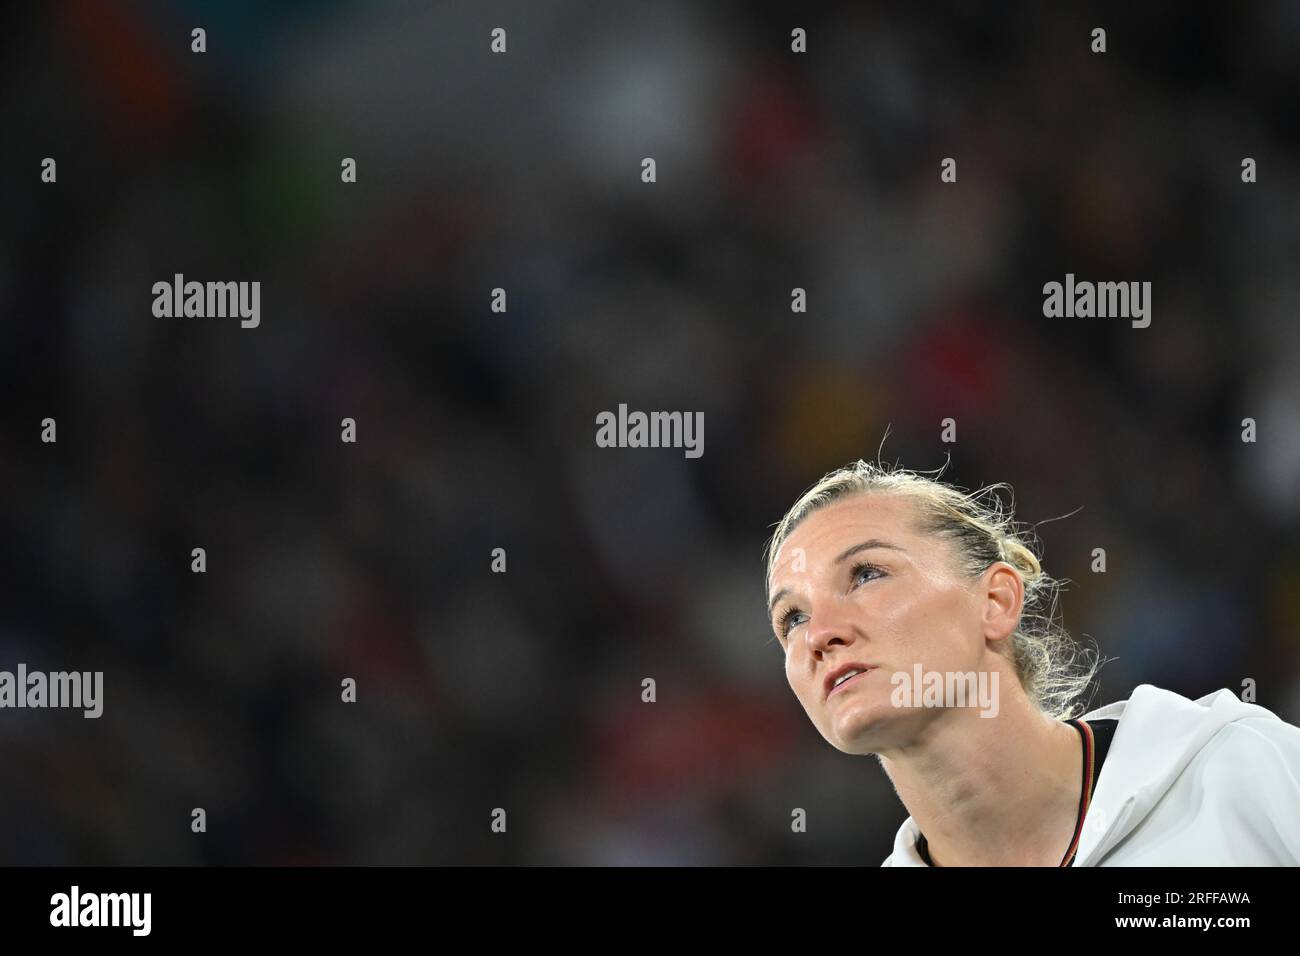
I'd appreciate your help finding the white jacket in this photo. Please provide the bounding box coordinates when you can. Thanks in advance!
[882,683,1300,866]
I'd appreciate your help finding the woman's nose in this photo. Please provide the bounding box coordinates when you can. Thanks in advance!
[801,598,856,655]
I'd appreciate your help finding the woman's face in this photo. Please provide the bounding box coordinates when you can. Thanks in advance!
[767,493,1019,755]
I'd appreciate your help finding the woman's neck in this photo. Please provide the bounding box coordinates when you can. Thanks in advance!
[878,690,1084,867]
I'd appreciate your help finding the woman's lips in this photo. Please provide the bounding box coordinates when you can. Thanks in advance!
[827,667,876,698]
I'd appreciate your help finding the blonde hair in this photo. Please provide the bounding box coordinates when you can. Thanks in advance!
[763,457,1103,721]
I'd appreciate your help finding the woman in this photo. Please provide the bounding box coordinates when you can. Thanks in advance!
[763,459,1300,866]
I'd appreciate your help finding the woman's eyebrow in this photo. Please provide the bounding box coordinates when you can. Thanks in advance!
[768,540,906,613]
[834,539,906,564]
[768,587,792,615]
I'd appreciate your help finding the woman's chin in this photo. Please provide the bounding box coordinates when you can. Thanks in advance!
[826,696,896,752]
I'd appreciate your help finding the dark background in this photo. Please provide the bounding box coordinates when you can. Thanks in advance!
[2,0,1299,864]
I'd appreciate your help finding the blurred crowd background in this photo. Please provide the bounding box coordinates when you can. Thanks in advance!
[2,0,1299,865]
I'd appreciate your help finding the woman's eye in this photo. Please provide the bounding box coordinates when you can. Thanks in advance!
[778,608,806,638]
[851,563,885,587]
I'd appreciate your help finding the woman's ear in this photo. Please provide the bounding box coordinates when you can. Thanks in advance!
[981,562,1024,644]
